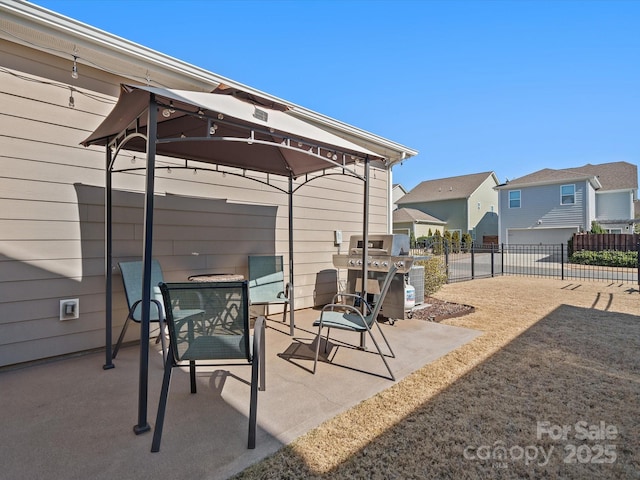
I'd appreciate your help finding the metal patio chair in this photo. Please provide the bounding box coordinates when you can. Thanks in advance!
[112,260,168,360]
[248,255,290,322]
[151,281,266,452]
[113,260,203,362]
[313,264,399,381]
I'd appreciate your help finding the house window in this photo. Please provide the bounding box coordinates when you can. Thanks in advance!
[509,190,521,208]
[561,184,575,205]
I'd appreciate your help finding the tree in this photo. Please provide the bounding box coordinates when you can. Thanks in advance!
[590,221,606,234]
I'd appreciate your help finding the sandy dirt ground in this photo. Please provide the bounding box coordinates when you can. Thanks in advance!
[233,276,640,479]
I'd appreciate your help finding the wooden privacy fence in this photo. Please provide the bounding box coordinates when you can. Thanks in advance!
[572,233,640,252]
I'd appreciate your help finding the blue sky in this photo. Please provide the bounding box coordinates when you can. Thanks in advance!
[34,0,640,191]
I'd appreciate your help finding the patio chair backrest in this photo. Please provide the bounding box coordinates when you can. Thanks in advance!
[119,259,165,322]
[248,255,286,304]
[158,281,251,365]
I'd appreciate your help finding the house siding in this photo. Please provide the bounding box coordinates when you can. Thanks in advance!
[596,191,634,220]
[0,47,390,366]
[468,176,499,241]
[401,198,467,232]
[499,181,589,240]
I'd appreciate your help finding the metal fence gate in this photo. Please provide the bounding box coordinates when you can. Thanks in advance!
[411,243,640,287]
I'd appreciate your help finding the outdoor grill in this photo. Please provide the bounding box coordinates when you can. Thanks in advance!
[333,234,414,320]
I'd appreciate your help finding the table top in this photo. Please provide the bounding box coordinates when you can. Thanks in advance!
[188,273,245,282]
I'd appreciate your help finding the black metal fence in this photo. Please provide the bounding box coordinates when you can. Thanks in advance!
[411,243,640,287]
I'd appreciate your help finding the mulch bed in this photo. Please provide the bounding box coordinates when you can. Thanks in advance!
[409,297,475,322]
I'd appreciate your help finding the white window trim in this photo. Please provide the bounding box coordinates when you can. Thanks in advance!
[509,190,521,209]
[561,184,576,205]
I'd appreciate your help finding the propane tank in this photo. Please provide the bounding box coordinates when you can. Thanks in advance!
[404,281,416,310]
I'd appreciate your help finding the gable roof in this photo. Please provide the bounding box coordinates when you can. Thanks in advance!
[398,171,498,204]
[500,162,637,192]
[393,208,446,224]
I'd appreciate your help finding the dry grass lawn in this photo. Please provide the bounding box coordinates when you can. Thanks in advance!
[233,276,639,479]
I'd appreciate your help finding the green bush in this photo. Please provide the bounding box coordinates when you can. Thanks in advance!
[451,231,461,253]
[432,231,443,255]
[590,221,607,234]
[461,233,473,253]
[414,256,448,296]
[569,249,638,268]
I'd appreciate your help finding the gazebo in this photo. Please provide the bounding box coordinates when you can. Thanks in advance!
[83,83,401,433]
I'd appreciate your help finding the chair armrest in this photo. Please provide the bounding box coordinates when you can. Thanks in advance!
[130,298,164,320]
[281,282,292,299]
[329,293,373,315]
[320,302,365,317]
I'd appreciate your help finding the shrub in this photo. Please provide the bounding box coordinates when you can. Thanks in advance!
[461,233,473,253]
[569,249,638,268]
[590,221,606,234]
[432,231,443,255]
[451,231,461,253]
[414,256,448,296]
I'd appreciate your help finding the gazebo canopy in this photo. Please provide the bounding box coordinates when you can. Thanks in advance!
[83,84,385,178]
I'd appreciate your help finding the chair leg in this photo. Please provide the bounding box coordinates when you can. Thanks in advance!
[374,321,396,358]
[189,360,197,394]
[151,353,173,452]
[111,315,131,359]
[248,335,262,448]
[365,328,396,381]
[282,302,288,323]
[158,318,167,364]
[313,324,326,374]
[256,316,266,391]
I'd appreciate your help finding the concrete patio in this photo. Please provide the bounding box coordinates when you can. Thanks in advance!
[0,308,479,480]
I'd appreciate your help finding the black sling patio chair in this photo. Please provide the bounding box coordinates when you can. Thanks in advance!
[313,264,399,381]
[151,280,266,452]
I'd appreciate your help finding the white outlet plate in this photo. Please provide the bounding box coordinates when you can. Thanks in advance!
[59,298,79,320]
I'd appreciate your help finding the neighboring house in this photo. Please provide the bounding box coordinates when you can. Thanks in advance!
[396,171,500,243]
[495,161,638,245]
[392,207,446,240]
[0,1,417,367]
[392,183,408,210]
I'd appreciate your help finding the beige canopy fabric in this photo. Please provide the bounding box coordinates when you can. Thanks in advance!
[82,84,384,178]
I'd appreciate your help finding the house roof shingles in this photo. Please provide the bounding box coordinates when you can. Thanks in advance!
[504,161,638,192]
[398,171,496,204]
[393,208,446,224]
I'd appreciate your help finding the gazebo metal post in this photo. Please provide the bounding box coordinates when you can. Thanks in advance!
[288,175,295,336]
[103,146,114,370]
[134,96,158,435]
[360,156,370,348]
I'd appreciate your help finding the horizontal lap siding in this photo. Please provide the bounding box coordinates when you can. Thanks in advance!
[0,57,390,366]
[500,182,588,240]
